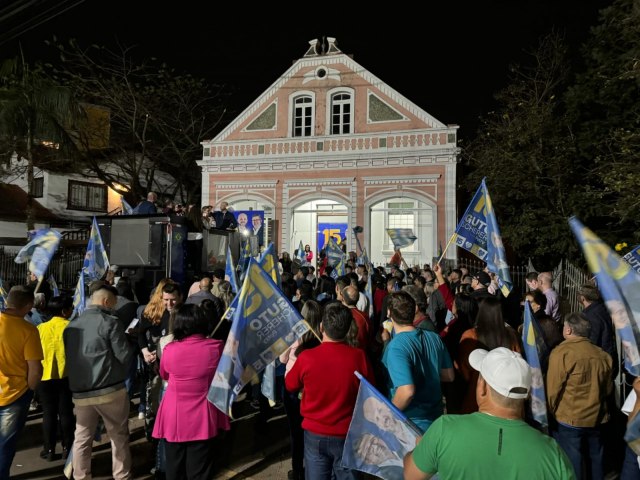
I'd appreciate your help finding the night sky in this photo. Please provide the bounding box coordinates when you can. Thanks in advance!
[0,0,611,140]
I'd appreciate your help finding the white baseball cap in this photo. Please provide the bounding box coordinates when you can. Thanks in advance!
[469,347,532,399]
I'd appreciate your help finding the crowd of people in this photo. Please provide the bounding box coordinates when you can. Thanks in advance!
[0,240,637,480]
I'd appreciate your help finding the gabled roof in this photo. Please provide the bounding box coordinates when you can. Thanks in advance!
[210,38,447,144]
[0,184,61,222]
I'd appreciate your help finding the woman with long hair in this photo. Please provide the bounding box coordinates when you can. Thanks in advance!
[279,300,323,480]
[153,304,230,480]
[456,296,521,413]
[217,281,235,311]
[280,252,293,274]
[137,280,180,427]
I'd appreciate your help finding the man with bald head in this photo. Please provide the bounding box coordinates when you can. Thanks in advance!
[186,276,225,319]
[0,286,43,478]
[64,284,133,480]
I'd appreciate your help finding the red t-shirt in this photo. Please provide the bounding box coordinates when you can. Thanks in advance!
[285,342,374,437]
[350,308,370,350]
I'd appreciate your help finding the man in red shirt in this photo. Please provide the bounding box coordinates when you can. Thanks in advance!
[286,302,374,480]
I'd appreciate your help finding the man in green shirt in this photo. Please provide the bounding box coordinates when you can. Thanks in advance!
[404,347,575,480]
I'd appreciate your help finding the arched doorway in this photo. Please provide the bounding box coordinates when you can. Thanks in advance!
[369,196,435,267]
[290,199,348,262]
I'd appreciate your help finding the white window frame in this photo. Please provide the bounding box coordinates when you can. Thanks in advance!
[289,91,315,138]
[326,87,354,135]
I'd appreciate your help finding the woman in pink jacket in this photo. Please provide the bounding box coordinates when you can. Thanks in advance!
[152,304,230,480]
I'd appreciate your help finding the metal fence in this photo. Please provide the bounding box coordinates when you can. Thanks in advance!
[0,247,84,292]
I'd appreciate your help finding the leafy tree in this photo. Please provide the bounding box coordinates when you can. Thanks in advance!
[49,40,227,205]
[463,33,592,267]
[0,53,79,229]
[566,0,640,241]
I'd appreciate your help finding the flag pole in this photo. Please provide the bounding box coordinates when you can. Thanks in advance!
[34,277,44,294]
[304,320,322,342]
[437,233,457,265]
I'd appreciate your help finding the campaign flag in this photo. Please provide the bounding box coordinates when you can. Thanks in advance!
[239,238,252,282]
[297,240,306,264]
[14,228,62,281]
[365,271,374,317]
[120,196,133,215]
[569,217,640,376]
[72,272,86,317]
[453,178,512,296]
[326,237,344,267]
[207,259,309,416]
[48,275,60,297]
[225,246,239,294]
[623,245,640,276]
[260,360,278,406]
[386,228,417,250]
[83,217,110,282]
[259,242,281,287]
[342,371,421,479]
[330,257,346,280]
[357,247,370,268]
[522,301,549,430]
[0,276,8,311]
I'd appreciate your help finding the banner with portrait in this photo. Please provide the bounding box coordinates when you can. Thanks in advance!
[233,210,265,247]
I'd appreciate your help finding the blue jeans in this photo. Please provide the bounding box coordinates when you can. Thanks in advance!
[0,390,33,480]
[303,431,360,480]
[553,423,603,480]
[621,444,640,480]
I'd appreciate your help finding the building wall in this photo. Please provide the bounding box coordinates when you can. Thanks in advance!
[199,40,459,265]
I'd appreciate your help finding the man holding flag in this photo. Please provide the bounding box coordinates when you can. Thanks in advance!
[285,303,374,480]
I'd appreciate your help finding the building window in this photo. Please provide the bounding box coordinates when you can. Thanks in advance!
[387,201,416,251]
[68,180,107,212]
[31,177,44,198]
[331,92,352,134]
[293,95,313,137]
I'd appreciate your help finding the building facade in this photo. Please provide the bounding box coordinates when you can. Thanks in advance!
[199,38,459,266]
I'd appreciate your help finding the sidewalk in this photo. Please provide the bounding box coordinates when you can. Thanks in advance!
[10,400,292,480]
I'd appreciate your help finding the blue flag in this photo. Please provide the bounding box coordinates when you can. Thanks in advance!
[14,228,62,281]
[83,217,110,282]
[357,247,370,267]
[522,301,549,430]
[341,372,421,479]
[623,245,640,276]
[454,178,512,296]
[569,217,640,376]
[331,257,346,280]
[386,228,417,250]
[297,240,306,264]
[72,272,86,317]
[239,239,252,282]
[120,196,133,215]
[259,242,281,287]
[48,275,60,297]
[0,276,8,311]
[225,246,239,294]
[207,259,309,416]
[326,237,344,267]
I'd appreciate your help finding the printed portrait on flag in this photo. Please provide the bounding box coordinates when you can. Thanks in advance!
[342,372,420,480]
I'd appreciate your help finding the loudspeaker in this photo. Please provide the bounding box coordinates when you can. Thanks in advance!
[107,217,164,266]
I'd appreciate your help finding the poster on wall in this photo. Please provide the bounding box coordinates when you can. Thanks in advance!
[233,210,265,247]
[317,223,348,253]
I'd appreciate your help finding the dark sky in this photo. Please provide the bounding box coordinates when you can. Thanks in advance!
[0,0,611,139]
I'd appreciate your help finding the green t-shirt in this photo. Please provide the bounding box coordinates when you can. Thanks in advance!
[413,413,575,480]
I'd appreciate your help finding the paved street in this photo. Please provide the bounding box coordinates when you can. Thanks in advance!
[11,399,292,479]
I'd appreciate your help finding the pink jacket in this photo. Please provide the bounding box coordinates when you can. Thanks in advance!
[152,335,230,442]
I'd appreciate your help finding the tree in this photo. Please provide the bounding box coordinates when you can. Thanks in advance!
[50,40,228,205]
[463,33,594,267]
[0,52,79,230]
[566,0,640,241]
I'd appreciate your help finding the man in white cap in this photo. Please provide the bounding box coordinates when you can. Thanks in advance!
[403,347,575,480]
